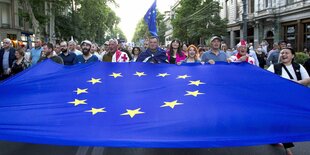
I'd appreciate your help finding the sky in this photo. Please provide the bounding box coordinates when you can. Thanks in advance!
[110,0,177,42]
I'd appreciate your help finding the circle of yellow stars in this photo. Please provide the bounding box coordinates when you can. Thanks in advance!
[68,71,206,118]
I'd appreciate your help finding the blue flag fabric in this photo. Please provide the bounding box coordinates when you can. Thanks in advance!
[0,60,310,147]
[144,0,157,36]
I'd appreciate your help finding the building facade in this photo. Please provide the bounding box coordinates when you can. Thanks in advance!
[219,0,310,52]
[0,0,34,47]
[164,0,180,46]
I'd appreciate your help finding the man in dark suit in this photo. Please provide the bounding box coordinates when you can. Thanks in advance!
[0,38,16,80]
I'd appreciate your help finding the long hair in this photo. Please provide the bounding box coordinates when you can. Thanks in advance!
[16,47,25,57]
[169,39,183,58]
[187,44,199,60]
[132,47,141,56]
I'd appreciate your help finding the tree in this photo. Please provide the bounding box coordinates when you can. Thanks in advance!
[19,0,122,44]
[19,0,73,38]
[20,0,40,37]
[132,19,148,44]
[172,0,228,45]
[157,11,167,45]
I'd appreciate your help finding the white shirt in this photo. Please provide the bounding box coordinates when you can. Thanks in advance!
[112,50,129,62]
[249,49,259,67]
[70,50,82,55]
[94,52,103,61]
[267,64,310,81]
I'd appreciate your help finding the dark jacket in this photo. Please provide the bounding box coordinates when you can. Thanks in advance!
[0,47,16,74]
[136,47,168,63]
[304,58,310,75]
[38,56,64,65]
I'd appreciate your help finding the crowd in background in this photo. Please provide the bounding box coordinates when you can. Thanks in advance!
[1,35,310,155]
[1,36,310,86]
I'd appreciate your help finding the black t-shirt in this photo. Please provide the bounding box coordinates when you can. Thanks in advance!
[304,58,310,75]
[59,52,77,65]
[38,56,64,65]
[169,56,176,64]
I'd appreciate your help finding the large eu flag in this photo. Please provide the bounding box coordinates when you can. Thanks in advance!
[0,60,310,147]
[144,0,157,36]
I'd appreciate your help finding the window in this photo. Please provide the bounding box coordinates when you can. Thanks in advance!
[284,25,297,49]
[0,3,10,27]
[247,27,254,42]
[249,0,254,13]
[265,0,273,8]
[234,30,240,45]
[18,8,24,27]
[287,0,294,5]
[236,1,240,19]
[226,0,230,19]
[304,23,310,48]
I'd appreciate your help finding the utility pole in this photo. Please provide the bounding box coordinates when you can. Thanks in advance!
[242,0,247,42]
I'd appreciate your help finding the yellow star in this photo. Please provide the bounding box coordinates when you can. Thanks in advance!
[74,88,88,95]
[134,72,147,77]
[160,100,183,109]
[85,107,106,115]
[189,80,206,86]
[87,78,102,84]
[68,99,87,106]
[157,73,170,77]
[177,74,191,79]
[185,90,204,97]
[109,72,123,78]
[121,108,144,118]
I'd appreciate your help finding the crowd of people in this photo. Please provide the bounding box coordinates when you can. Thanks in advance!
[1,36,310,84]
[1,36,310,87]
[1,35,310,154]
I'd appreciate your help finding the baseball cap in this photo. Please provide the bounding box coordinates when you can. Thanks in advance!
[81,40,92,46]
[210,36,222,42]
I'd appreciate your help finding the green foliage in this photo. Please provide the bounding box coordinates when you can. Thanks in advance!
[78,0,109,41]
[55,12,76,40]
[19,0,124,44]
[172,0,228,44]
[132,19,148,44]
[295,52,309,64]
[157,11,167,45]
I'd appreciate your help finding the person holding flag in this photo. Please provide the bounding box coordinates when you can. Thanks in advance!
[229,40,255,65]
[136,36,167,63]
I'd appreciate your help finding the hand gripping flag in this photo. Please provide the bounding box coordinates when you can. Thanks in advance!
[144,0,157,36]
[0,60,310,147]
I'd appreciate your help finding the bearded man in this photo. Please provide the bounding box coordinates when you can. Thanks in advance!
[75,40,98,64]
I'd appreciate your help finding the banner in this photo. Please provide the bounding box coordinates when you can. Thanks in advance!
[0,60,310,147]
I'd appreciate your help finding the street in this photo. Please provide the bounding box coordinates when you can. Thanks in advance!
[1,141,310,155]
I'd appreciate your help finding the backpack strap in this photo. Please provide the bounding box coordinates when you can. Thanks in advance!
[273,63,282,76]
[274,62,302,80]
[292,62,302,81]
[282,64,294,80]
